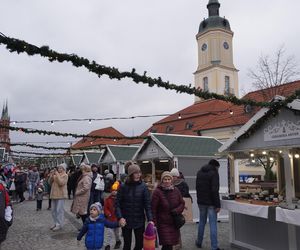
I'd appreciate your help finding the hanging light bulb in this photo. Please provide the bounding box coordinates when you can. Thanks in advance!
[178,113,182,119]
[229,110,234,115]
[250,153,254,157]
[269,157,274,161]
[262,151,267,155]
[88,119,92,124]
[251,159,255,163]
[295,154,300,159]
[279,150,282,154]
[50,121,54,126]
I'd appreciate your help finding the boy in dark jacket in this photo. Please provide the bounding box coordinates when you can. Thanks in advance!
[77,202,122,250]
[195,159,221,250]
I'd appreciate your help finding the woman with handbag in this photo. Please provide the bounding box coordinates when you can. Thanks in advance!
[151,171,185,250]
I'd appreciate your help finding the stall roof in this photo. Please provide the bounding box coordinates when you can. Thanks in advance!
[84,151,102,164]
[71,154,83,166]
[100,145,139,163]
[219,98,300,153]
[134,133,222,158]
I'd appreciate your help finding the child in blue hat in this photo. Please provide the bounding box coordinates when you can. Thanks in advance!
[77,202,123,250]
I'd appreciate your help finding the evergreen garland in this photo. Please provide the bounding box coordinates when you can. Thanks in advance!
[0,33,286,107]
[0,141,69,150]
[11,150,68,156]
[0,123,145,140]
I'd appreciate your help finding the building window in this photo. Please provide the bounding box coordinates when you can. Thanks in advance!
[165,125,174,133]
[203,77,208,92]
[150,128,157,133]
[225,76,230,95]
[185,122,194,130]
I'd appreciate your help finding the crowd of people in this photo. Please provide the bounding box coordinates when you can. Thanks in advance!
[0,159,223,250]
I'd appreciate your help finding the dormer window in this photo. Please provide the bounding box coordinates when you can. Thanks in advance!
[185,122,194,130]
[150,128,157,133]
[203,77,209,92]
[166,125,174,133]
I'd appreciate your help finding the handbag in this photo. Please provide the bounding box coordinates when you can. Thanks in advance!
[172,213,185,229]
[9,182,15,191]
[163,191,186,229]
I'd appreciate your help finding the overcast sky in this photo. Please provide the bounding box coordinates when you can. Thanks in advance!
[1,0,300,153]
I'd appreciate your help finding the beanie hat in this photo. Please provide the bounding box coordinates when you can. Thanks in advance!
[58,163,67,171]
[170,168,180,177]
[208,159,220,167]
[127,163,141,176]
[111,181,120,191]
[90,202,102,214]
[106,173,114,180]
[161,171,173,182]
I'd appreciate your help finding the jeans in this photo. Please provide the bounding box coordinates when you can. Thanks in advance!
[197,205,218,250]
[105,227,120,246]
[28,182,36,199]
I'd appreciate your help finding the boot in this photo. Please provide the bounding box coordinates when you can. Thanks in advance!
[105,245,110,250]
[114,240,121,249]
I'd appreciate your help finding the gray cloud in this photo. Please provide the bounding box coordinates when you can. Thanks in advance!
[1,0,299,150]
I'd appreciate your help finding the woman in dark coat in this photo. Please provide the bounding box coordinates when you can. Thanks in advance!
[116,162,153,250]
[14,168,27,202]
[151,171,185,250]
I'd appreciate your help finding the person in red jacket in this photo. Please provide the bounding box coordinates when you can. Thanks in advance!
[0,181,12,245]
[104,181,122,250]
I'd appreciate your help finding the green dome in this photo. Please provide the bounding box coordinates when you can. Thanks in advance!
[198,0,231,34]
[198,16,231,34]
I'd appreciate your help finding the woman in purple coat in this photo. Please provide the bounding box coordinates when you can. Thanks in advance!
[151,171,185,250]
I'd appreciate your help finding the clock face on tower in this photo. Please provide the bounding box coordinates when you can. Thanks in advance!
[201,43,207,51]
[223,42,229,50]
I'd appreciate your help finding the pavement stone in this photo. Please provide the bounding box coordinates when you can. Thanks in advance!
[1,197,239,250]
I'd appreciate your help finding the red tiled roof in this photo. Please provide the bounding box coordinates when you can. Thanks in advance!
[142,80,300,135]
[71,127,142,149]
[242,80,300,102]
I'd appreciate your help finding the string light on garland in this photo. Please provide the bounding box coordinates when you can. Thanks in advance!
[11,150,69,156]
[2,32,298,107]
[0,123,145,140]
[0,141,69,150]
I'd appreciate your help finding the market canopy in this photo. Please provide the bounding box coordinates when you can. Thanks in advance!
[100,145,139,164]
[84,151,102,164]
[133,133,222,160]
[71,154,83,166]
[219,97,300,153]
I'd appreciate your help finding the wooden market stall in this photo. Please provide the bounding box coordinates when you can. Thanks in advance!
[219,98,300,250]
[132,133,228,221]
[99,145,139,177]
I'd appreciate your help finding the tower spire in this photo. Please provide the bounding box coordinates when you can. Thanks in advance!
[207,0,220,17]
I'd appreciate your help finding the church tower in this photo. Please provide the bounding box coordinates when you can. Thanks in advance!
[194,0,239,102]
[0,101,10,153]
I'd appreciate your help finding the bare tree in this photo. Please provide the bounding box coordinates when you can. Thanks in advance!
[248,46,300,98]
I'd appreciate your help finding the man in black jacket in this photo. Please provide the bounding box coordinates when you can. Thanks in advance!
[195,159,222,250]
